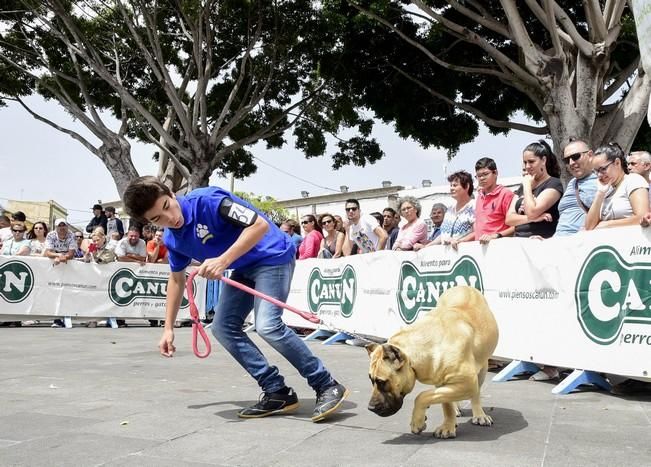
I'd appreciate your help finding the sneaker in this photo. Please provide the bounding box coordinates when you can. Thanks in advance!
[312,382,349,422]
[611,379,651,396]
[51,320,64,328]
[238,388,299,418]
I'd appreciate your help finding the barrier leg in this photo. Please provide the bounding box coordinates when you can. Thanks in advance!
[551,369,611,395]
[323,331,353,345]
[243,323,255,333]
[63,316,72,329]
[303,329,334,341]
[107,318,118,329]
[492,360,540,382]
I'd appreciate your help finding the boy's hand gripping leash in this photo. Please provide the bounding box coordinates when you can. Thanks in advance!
[186,270,321,358]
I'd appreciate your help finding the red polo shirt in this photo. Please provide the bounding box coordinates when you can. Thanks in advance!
[474,184,514,239]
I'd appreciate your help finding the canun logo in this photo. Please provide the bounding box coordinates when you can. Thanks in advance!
[0,260,34,303]
[109,269,191,307]
[576,246,651,345]
[397,256,484,324]
[307,265,356,317]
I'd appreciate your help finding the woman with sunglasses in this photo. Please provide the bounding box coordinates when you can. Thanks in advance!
[298,214,323,259]
[1,221,31,256]
[27,221,49,256]
[318,213,344,258]
[506,140,563,238]
[584,143,649,230]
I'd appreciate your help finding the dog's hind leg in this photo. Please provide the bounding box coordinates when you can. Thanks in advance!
[471,366,493,426]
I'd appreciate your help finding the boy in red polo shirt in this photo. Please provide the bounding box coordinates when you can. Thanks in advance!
[474,157,515,243]
[146,227,168,263]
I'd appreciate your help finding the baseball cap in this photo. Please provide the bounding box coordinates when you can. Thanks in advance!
[54,218,68,227]
[92,204,103,211]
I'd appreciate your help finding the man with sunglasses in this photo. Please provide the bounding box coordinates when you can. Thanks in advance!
[343,199,388,255]
[555,139,598,236]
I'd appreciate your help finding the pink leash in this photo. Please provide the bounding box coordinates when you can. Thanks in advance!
[186,270,212,359]
[186,270,321,358]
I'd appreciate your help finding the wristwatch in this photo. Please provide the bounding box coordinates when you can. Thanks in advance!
[495,232,503,239]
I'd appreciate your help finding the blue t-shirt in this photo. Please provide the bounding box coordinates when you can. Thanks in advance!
[555,174,598,237]
[164,187,296,272]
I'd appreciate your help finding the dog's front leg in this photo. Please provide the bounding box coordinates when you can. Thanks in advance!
[410,383,473,438]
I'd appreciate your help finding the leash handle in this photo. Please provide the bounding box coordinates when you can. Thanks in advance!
[186,270,212,358]
[219,275,321,324]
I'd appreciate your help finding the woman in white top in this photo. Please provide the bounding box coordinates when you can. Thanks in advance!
[585,142,649,230]
[27,221,48,256]
[1,222,31,256]
[430,171,475,249]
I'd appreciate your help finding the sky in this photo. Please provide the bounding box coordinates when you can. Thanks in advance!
[0,96,538,228]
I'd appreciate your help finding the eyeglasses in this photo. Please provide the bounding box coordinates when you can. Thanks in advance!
[475,171,494,179]
[563,150,589,164]
[593,160,614,175]
[400,206,415,212]
[345,207,358,212]
[322,219,333,225]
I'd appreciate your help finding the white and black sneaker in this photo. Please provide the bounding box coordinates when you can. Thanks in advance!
[311,381,349,422]
[238,388,299,418]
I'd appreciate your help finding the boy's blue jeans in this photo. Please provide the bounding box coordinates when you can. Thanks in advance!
[211,259,334,394]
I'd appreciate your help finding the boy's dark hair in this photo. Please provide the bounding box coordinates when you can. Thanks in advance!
[382,207,397,216]
[123,176,173,222]
[475,157,497,172]
[345,198,360,208]
[11,211,26,222]
[447,170,474,197]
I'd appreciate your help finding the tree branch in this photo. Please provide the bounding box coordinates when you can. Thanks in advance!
[603,56,640,102]
[542,0,563,56]
[391,64,548,135]
[13,96,100,156]
[584,0,607,42]
[552,2,595,57]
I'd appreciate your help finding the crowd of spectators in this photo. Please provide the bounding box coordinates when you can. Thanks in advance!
[0,204,169,328]
[1,139,650,392]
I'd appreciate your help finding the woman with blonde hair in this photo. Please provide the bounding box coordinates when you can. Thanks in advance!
[84,227,116,264]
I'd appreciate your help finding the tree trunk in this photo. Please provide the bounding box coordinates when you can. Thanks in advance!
[97,136,139,197]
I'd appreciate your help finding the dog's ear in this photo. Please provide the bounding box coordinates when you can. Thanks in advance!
[382,344,405,369]
[365,342,379,357]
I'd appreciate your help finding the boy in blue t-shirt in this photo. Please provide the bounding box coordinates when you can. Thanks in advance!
[123,176,348,421]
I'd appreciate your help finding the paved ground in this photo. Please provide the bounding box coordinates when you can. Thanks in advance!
[1,323,650,466]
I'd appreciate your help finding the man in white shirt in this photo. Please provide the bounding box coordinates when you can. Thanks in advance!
[343,198,388,255]
[628,151,651,203]
[115,226,147,263]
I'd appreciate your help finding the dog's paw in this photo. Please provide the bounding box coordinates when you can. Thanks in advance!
[410,415,427,435]
[471,414,494,426]
[433,423,457,439]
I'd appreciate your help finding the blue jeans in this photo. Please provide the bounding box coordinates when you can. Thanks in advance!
[211,259,333,394]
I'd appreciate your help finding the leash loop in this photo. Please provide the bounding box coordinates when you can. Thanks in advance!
[186,270,212,358]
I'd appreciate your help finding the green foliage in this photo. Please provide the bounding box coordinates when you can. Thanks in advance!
[234,191,288,225]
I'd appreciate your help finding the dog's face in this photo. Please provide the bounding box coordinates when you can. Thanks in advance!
[366,343,416,417]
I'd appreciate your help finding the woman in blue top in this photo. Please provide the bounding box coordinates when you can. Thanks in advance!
[123,176,348,422]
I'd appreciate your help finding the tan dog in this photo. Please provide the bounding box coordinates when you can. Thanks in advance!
[366,286,498,438]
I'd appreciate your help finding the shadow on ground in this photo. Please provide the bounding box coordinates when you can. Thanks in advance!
[381,407,527,444]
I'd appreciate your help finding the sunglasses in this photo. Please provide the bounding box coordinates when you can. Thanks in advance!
[12,229,25,233]
[593,160,614,175]
[563,150,588,164]
[322,219,333,225]
[75,236,83,239]
[345,207,358,212]
[301,220,311,225]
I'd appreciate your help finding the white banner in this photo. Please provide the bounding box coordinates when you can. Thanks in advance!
[285,227,651,379]
[0,257,205,320]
